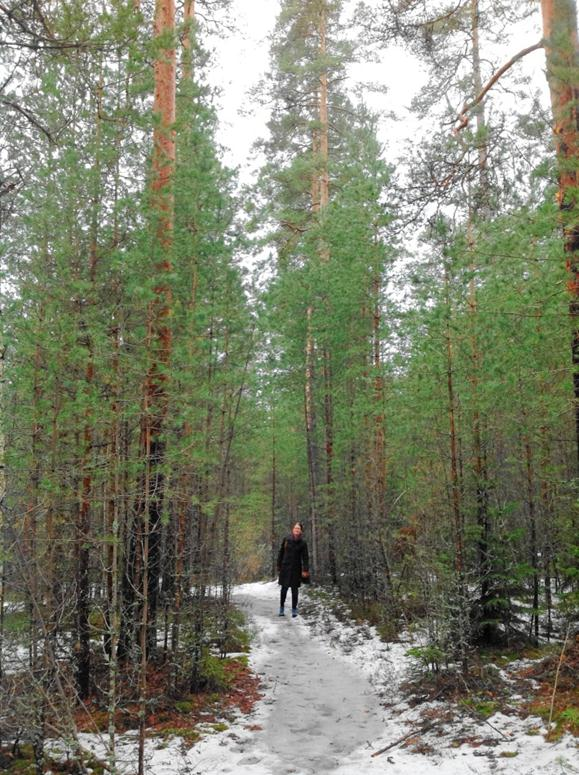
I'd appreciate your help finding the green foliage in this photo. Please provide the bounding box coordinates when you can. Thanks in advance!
[198,652,231,692]
[459,697,500,719]
[174,700,195,714]
[0,745,108,775]
[560,707,579,727]
[157,727,201,745]
[406,645,446,673]
[2,610,29,635]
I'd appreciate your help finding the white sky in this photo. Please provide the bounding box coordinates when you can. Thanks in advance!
[206,0,429,182]
[208,0,281,181]
[206,1,547,185]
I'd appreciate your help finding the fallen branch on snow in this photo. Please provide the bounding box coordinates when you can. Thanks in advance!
[371,720,440,758]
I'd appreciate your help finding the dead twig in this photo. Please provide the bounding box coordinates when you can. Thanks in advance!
[548,624,570,729]
[371,720,440,758]
[481,715,511,742]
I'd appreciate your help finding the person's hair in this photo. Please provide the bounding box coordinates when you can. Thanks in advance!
[293,521,304,531]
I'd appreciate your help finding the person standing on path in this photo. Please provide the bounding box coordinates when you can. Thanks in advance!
[277,522,309,617]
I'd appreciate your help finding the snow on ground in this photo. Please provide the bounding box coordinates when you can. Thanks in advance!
[2,642,30,674]
[2,633,74,675]
[77,581,578,774]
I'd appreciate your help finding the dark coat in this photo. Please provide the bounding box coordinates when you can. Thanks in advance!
[277,535,309,588]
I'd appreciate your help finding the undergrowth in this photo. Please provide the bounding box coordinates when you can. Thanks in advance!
[0,744,107,775]
[0,600,261,772]
[305,584,579,742]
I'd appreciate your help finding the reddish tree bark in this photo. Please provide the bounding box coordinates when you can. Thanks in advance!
[121,0,176,674]
[540,0,579,466]
[142,0,176,648]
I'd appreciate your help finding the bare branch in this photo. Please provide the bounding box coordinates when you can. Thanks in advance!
[0,97,54,143]
[31,0,54,39]
[455,40,544,132]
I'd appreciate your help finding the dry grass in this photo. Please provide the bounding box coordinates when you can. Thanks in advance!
[518,635,579,740]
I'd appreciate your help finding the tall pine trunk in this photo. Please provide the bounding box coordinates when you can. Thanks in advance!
[369,274,391,599]
[170,0,197,667]
[141,0,176,652]
[75,68,103,701]
[540,0,579,467]
[467,0,494,642]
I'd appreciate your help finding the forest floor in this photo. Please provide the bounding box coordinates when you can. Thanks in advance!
[68,580,578,775]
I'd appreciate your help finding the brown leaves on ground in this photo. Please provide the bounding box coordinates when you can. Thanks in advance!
[399,637,579,751]
[401,660,511,711]
[74,656,263,741]
[402,736,436,755]
[518,635,579,688]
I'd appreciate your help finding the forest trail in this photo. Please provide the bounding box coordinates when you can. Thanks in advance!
[227,583,385,774]
[182,581,386,774]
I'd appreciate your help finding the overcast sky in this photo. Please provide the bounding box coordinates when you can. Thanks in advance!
[205,1,548,186]
[206,0,431,182]
[206,0,279,180]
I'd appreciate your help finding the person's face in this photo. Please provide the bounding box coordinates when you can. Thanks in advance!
[292,523,302,539]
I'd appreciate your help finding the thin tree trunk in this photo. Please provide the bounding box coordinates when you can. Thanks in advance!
[304,305,319,571]
[523,434,540,642]
[0,335,5,680]
[444,266,464,577]
[106,60,125,686]
[28,337,43,668]
[323,348,337,583]
[348,434,358,598]
[75,68,103,701]
[311,126,320,211]
[190,303,217,692]
[370,275,392,597]
[76,456,91,697]
[137,410,151,775]
[43,384,60,650]
[466,0,494,642]
[444,261,468,671]
[271,419,277,578]
[105,111,123,753]
[540,423,554,640]
[107,325,121,774]
[0,534,4,682]
[105,112,123,655]
[517,371,540,642]
[171,482,187,658]
[318,2,329,213]
[171,0,198,657]
[306,0,331,575]
[183,0,196,81]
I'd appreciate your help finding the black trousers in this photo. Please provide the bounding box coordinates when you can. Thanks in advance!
[280,585,299,609]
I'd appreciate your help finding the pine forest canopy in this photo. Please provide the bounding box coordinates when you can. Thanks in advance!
[0,0,578,771]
